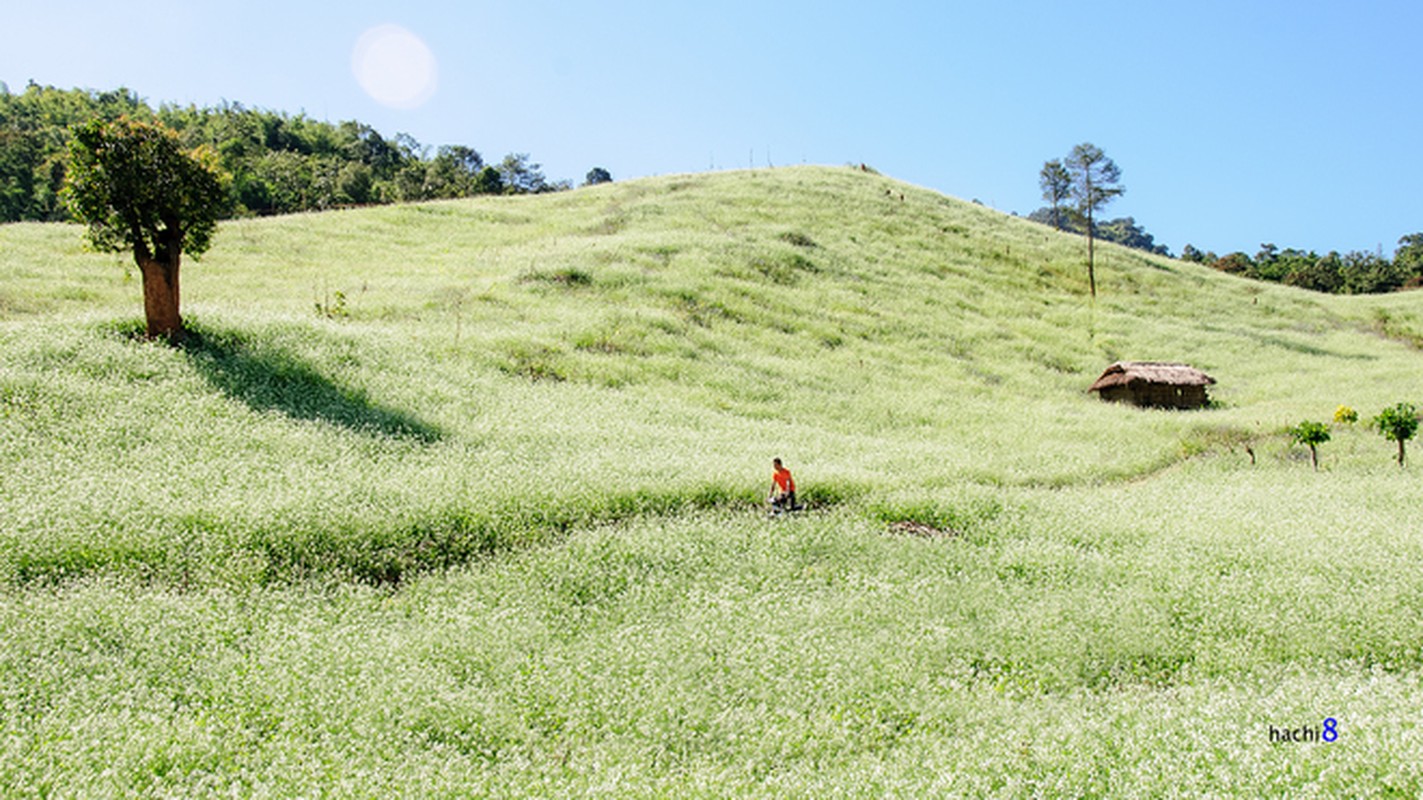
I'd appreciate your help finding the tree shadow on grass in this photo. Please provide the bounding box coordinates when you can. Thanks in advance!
[179,325,443,443]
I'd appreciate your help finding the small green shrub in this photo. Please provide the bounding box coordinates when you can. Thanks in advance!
[749,253,818,285]
[1374,402,1419,467]
[521,266,594,287]
[314,289,349,319]
[1287,420,1330,471]
[777,231,818,249]
[498,342,566,381]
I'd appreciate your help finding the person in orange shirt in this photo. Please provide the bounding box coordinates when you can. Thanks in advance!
[768,457,799,512]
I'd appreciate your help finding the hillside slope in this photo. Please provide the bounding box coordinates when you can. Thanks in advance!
[7,166,1423,795]
[3,165,1423,584]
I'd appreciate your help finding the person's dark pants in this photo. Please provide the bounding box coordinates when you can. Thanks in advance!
[771,491,797,511]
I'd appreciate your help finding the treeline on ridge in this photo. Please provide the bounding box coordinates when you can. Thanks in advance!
[1180,239,1423,295]
[1024,207,1423,296]
[0,82,602,223]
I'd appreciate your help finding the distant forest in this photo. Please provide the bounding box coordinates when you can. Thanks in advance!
[0,83,601,223]
[1177,239,1423,295]
[1025,207,1423,296]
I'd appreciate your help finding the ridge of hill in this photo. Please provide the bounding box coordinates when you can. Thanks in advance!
[3,164,1423,585]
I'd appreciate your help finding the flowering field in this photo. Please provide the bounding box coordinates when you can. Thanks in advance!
[3,167,1422,796]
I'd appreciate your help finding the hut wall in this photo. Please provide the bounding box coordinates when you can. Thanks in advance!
[1097,386,1136,405]
[1097,382,1209,409]
[1178,386,1209,408]
[1142,384,1185,408]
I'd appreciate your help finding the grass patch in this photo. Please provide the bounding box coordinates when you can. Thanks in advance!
[520,266,595,287]
[181,323,444,442]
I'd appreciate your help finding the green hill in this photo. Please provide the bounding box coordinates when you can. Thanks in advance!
[3,165,1423,794]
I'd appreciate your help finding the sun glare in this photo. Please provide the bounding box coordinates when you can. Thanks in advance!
[351,24,438,110]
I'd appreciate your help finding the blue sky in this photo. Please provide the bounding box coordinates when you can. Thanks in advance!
[3,0,1418,256]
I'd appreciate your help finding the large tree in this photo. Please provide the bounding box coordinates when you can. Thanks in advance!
[64,117,227,341]
[1037,159,1071,231]
[1396,233,1423,277]
[1063,142,1124,299]
[426,145,485,198]
[496,152,549,194]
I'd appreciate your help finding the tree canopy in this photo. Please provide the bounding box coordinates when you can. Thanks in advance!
[1,83,573,223]
[1288,420,1331,472]
[65,117,225,259]
[1037,159,1070,231]
[1065,144,1123,212]
[495,153,570,195]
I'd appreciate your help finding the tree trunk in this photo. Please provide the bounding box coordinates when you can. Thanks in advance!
[1309,445,1319,471]
[138,254,184,342]
[1086,204,1097,300]
[1399,439,1407,468]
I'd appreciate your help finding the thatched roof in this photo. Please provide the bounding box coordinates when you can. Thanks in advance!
[1089,361,1216,392]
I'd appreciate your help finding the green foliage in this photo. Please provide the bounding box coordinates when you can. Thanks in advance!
[1026,210,1169,256]
[1333,404,1358,425]
[0,84,571,222]
[1064,142,1124,220]
[1288,420,1330,470]
[497,153,569,194]
[1373,402,1419,466]
[1288,420,1331,445]
[497,152,542,194]
[64,117,227,260]
[1374,402,1418,441]
[1037,158,1071,231]
[777,231,817,248]
[424,145,486,199]
[474,165,505,195]
[522,266,594,287]
[1396,233,1423,276]
[314,289,349,319]
[1093,216,1169,256]
[1179,244,1210,263]
[0,83,145,222]
[1196,239,1423,295]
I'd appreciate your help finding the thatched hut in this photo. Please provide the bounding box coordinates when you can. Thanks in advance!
[1088,362,1216,409]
